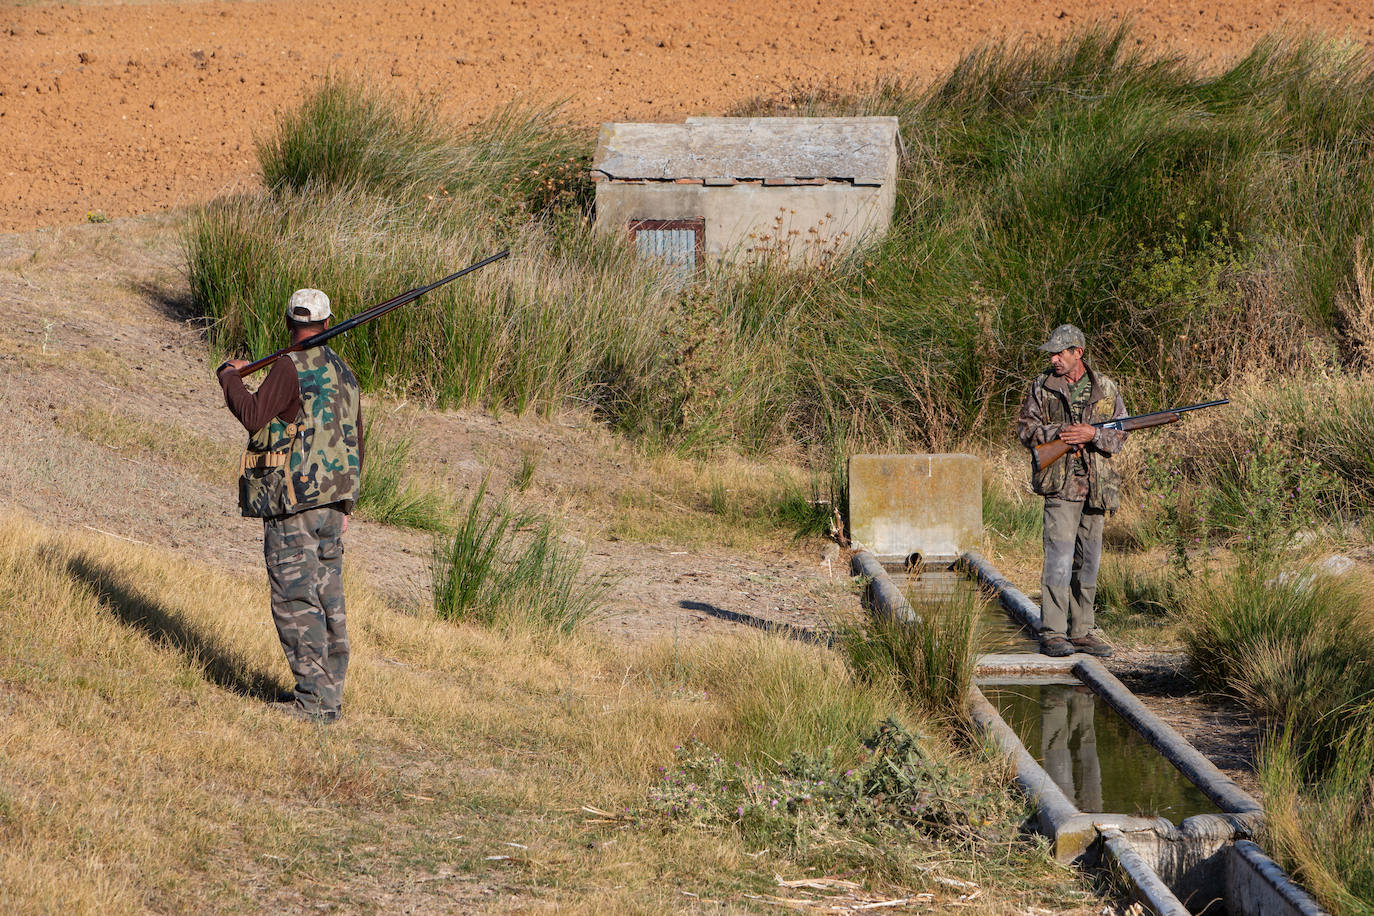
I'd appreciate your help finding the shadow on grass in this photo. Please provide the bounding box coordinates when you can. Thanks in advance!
[62,553,284,701]
[679,600,831,646]
[132,277,204,329]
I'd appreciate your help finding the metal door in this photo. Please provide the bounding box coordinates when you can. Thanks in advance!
[629,219,704,280]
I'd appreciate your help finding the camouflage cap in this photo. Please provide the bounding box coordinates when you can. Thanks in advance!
[1038,323,1086,353]
[287,289,331,323]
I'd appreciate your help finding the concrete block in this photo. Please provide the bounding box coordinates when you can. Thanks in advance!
[849,453,981,559]
[1227,841,1330,916]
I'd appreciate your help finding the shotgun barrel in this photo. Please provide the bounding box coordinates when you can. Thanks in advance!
[1032,398,1228,471]
[235,249,510,378]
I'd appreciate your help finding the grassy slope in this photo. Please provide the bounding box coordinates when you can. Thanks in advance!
[0,513,1091,914]
[0,215,1087,913]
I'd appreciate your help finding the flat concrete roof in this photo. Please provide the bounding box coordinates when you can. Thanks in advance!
[592,116,900,184]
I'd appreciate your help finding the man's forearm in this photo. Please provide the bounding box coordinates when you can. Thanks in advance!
[219,359,299,432]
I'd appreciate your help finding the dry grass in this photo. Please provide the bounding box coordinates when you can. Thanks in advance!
[0,512,1090,914]
[573,454,818,550]
[56,405,238,487]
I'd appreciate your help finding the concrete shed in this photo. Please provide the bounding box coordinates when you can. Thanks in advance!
[591,116,901,271]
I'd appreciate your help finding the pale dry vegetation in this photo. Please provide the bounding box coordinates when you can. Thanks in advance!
[0,513,1091,913]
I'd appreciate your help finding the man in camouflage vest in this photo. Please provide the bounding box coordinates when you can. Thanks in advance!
[217,289,364,724]
[1016,324,1126,658]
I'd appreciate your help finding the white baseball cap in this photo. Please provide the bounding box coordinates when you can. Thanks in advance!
[287,288,331,323]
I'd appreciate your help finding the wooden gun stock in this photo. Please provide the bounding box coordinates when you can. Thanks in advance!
[1032,438,1077,471]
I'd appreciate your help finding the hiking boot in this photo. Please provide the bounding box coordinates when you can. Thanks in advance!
[1070,632,1114,658]
[1038,632,1074,657]
[271,700,339,725]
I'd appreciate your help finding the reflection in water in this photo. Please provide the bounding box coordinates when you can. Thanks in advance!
[1041,686,1102,811]
[984,683,1221,821]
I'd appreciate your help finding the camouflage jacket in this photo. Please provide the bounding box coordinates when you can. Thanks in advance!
[239,346,362,518]
[1015,363,1127,510]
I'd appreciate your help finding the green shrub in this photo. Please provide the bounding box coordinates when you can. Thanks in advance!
[431,480,608,634]
[645,721,1024,883]
[839,590,983,722]
[355,420,446,531]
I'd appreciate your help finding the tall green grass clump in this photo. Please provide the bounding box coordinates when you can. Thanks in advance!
[1181,559,1374,913]
[189,183,674,417]
[731,27,1374,447]
[257,75,593,213]
[1261,703,1374,915]
[1182,562,1374,751]
[432,481,608,634]
[839,590,984,721]
[190,79,680,427]
[982,474,1041,546]
[1095,558,1175,629]
[354,420,446,531]
[194,31,1374,455]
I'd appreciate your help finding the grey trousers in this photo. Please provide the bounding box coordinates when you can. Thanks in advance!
[263,505,349,714]
[1041,686,1102,812]
[1041,497,1105,637]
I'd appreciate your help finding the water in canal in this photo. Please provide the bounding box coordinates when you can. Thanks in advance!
[981,682,1222,821]
[887,562,1038,654]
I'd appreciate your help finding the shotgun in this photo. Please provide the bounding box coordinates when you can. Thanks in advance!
[1033,398,1229,471]
[233,249,510,378]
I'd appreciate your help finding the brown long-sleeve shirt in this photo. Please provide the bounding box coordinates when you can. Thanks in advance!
[217,359,364,467]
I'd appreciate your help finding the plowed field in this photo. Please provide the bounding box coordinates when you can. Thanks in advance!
[3,0,1373,231]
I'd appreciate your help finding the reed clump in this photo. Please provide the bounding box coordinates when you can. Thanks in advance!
[190,30,1374,454]
[837,589,984,723]
[1179,559,1374,914]
[354,420,447,531]
[431,480,610,634]
[1261,704,1374,914]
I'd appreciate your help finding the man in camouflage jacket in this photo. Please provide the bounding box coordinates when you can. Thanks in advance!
[217,288,364,724]
[1016,324,1126,658]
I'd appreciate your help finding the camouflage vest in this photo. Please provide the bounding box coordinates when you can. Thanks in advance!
[238,346,361,518]
[1027,365,1124,512]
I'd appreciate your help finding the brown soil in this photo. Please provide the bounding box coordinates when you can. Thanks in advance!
[4,0,1374,232]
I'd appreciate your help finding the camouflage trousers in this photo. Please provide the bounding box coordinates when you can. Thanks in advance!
[263,504,349,715]
[1040,496,1105,638]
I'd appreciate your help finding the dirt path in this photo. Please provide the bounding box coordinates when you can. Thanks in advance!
[4,0,1373,231]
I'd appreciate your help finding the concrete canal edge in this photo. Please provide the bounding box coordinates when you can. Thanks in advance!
[1227,841,1331,916]
[959,550,1043,632]
[1101,828,1192,916]
[850,549,918,623]
[850,547,1333,915]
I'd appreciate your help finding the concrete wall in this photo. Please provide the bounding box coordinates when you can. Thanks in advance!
[593,179,896,266]
[848,453,982,559]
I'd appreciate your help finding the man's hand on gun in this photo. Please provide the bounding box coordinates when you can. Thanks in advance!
[1058,423,1096,447]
